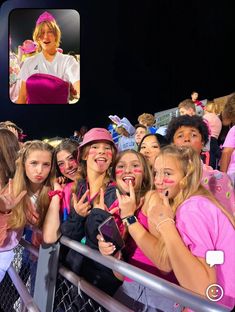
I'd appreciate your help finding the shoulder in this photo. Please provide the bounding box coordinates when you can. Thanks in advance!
[57,53,77,64]
[227,125,235,135]
[22,53,41,66]
[177,195,218,219]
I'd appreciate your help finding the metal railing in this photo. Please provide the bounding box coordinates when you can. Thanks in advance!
[1,234,231,312]
[60,236,230,312]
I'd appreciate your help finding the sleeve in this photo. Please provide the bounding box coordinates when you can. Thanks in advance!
[0,214,11,246]
[65,56,80,84]
[176,201,217,259]
[60,208,86,242]
[223,126,235,148]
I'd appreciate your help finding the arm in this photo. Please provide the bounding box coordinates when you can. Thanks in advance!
[117,187,171,272]
[126,221,172,272]
[159,223,216,295]
[42,194,61,244]
[220,147,234,172]
[72,80,80,99]
[16,81,27,104]
[149,194,216,296]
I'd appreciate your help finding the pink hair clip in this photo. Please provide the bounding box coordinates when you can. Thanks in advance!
[36,11,55,25]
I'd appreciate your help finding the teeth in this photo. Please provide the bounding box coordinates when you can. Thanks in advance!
[123,177,134,181]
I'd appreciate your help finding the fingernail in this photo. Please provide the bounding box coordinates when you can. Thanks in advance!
[165,191,169,196]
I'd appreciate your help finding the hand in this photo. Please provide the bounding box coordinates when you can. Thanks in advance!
[53,178,64,191]
[0,179,27,214]
[72,190,91,217]
[54,177,68,189]
[97,234,116,256]
[69,83,79,100]
[116,181,137,219]
[148,191,174,232]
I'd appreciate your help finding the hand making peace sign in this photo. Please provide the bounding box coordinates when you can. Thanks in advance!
[0,179,27,214]
[72,190,91,217]
[116,181,137,219]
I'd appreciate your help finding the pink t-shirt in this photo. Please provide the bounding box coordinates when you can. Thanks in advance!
[202,165,235,217]
[176,195,235,310]
[61,182,74,216]
[203,112,222,139]
[223,125,235,179]
[125,209,177,284]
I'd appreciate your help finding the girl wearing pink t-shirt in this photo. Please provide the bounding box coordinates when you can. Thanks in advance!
[98,150,182,311]
[149,145,235,310]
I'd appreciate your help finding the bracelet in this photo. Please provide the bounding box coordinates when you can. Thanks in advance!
[48,190,64,200]
[156,218,175,232]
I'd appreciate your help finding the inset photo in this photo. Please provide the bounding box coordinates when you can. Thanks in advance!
[9,9,80,104]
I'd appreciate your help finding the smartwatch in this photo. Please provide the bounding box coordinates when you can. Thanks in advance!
[123,215,138,226]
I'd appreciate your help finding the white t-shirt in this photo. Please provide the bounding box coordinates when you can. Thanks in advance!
[19,52,80,84]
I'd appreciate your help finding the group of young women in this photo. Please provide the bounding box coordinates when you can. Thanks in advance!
[0,115,234,311]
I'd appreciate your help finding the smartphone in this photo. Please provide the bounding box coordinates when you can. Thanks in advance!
[98,216,125,254]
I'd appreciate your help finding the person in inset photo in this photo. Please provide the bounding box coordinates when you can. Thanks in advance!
[10,9,80,104]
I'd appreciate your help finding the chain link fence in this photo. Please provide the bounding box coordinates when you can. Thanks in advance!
[0,244,37,312]
[53,273,105,312]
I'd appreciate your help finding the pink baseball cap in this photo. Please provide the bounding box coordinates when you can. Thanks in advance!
[78,128,117,152]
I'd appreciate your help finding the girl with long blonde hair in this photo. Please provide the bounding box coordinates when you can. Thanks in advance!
[0,140,55,282]
[149,145,235,310]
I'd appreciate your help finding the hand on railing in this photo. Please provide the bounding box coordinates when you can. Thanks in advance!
[97,233,116,256]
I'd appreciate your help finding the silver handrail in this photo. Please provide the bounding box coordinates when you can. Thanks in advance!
[7,265,40,312]
[60,236,230,312]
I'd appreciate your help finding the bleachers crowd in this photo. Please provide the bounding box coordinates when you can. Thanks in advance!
[0,92,235,312]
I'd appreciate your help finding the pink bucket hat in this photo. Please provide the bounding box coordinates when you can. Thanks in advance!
[78,128,117,152]
[21,40,37,54]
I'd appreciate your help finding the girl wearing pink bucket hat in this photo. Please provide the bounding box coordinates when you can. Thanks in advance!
[43,128,122,295]
[16,11,80,104]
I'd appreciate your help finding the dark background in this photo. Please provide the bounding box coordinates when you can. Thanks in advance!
[1,0,235,140]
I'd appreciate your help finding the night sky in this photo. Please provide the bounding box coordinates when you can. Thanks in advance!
[1,0,235,140]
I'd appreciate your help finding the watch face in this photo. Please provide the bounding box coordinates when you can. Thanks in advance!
[126,215,137,225]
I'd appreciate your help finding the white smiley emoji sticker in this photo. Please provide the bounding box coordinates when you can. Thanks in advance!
[206,284,224,302]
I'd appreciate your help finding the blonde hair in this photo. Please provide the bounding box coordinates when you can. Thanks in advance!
[204,101,219,114]
[33,21,61,52]
[156,144,235,264]
[8,140,55,230]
